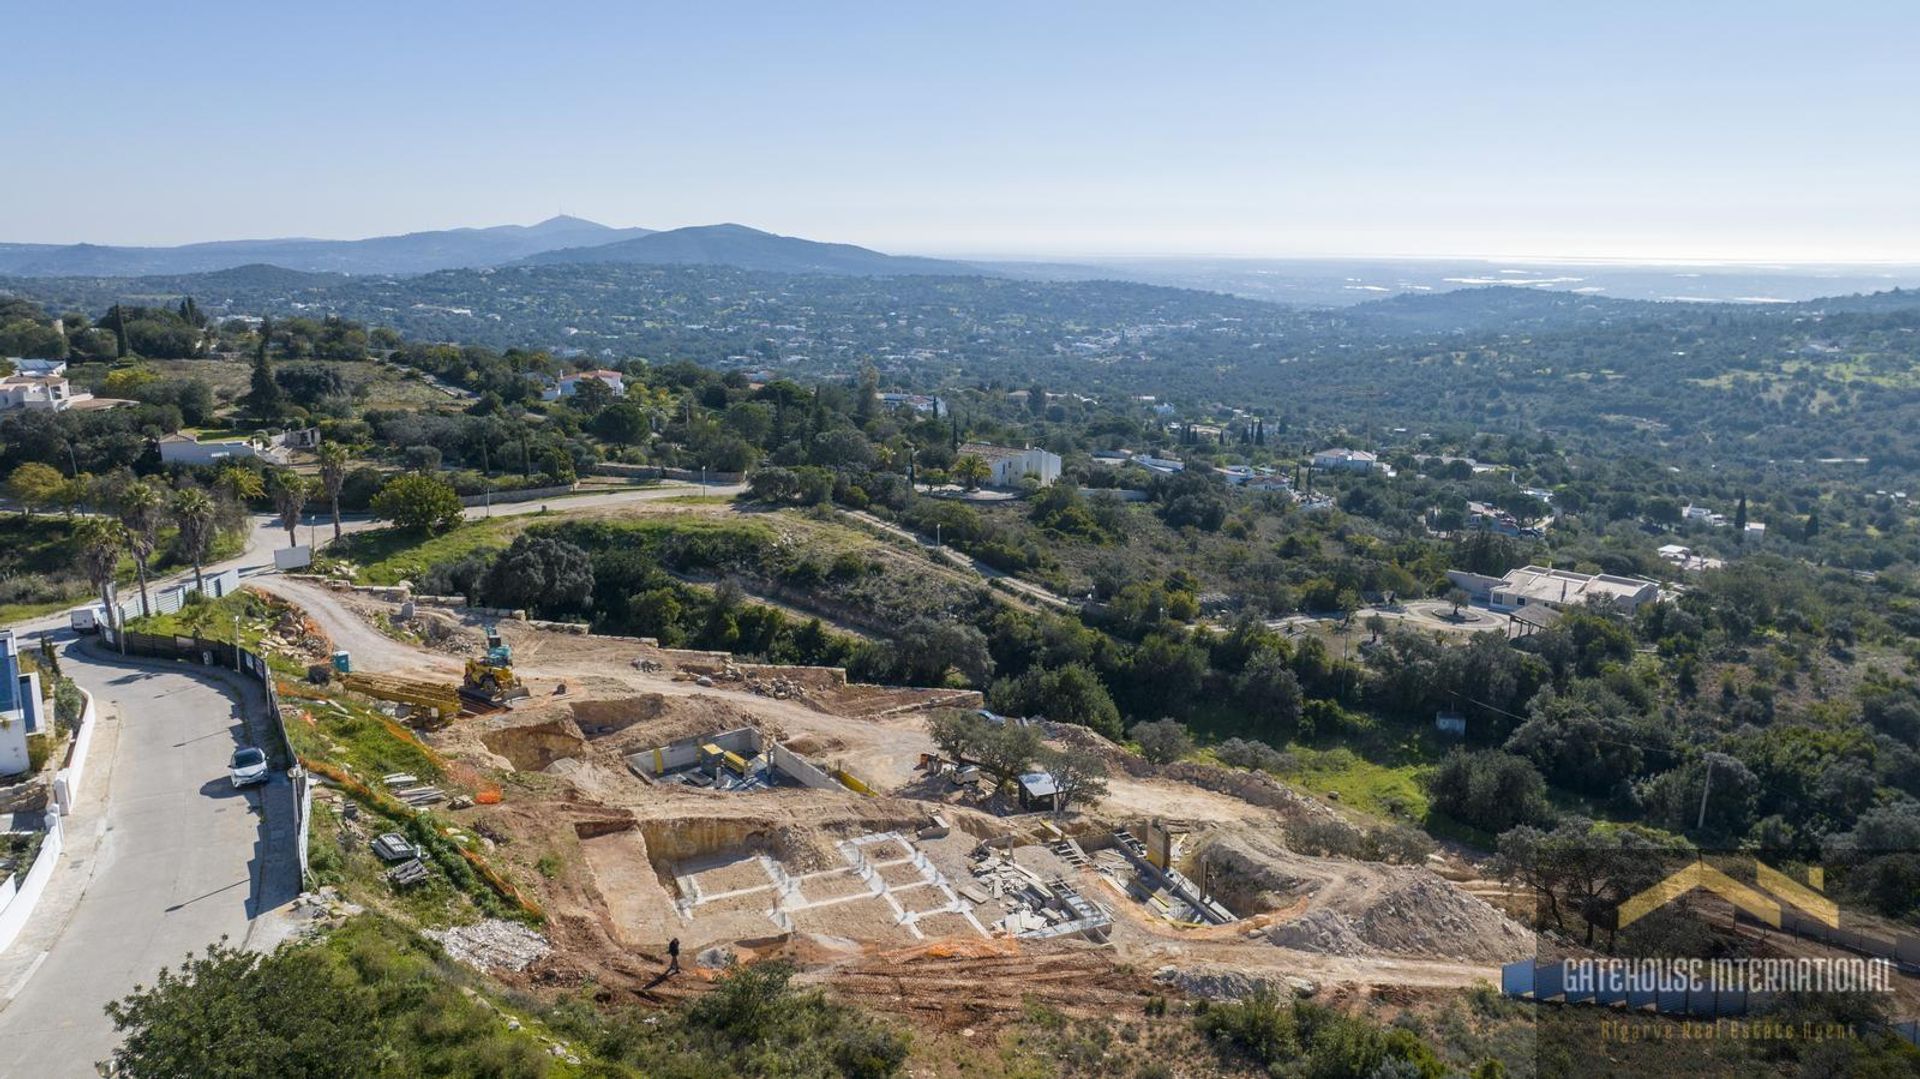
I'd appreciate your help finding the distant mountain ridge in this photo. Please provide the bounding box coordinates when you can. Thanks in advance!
[517,223,991,277]
[0,216,654,277]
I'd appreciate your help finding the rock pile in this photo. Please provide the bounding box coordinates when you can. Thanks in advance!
[424,919,552,972]
[287,886,364,936]
[1151,964,1317,1001]
[1265,909,1369,956]
[746,675,800,700]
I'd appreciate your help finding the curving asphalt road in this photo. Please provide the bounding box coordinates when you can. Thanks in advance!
[0,640,299,1076]
[0,479,744,1072]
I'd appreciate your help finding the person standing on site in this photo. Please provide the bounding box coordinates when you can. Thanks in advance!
[666,937,681,975]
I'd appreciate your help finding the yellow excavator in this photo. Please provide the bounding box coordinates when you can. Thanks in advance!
[462,624,531,706]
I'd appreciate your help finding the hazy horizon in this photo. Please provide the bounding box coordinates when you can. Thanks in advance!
[8,2,1918,263]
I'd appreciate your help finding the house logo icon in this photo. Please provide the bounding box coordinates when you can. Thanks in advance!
[1616,859,1838,930]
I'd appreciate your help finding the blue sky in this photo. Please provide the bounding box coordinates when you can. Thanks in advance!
[8,1,1918,260]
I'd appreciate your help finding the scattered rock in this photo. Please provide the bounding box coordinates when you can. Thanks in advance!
[1151,965,1316,1001]
[694,946,737,970]
[1266,909,1369,957]
[423,919,552,972]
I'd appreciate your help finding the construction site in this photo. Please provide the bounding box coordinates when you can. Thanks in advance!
[255,573,1540,1032]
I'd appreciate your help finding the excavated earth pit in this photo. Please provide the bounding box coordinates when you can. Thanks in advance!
[481,717,590,772]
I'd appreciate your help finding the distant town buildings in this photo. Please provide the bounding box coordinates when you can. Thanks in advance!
[879,392,946,417]
[1464,501,1544,538]
[1658,544,1724,572]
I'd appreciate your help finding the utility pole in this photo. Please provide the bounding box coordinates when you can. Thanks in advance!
[1696,756,1715,832]
[235,614,243,672]
[480,442,492,517]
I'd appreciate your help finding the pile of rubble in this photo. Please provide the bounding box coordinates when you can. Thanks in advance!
[423,919,552,973]
[1151,964,1318,1002]
[1342,873,1535,963]
[267,609,331,658]
[286,885,365,936]
[744,675,801,700]
[1266,909,1369,957]
[963,845,1111,939]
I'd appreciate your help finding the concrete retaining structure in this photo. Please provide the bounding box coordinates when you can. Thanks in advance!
[0,812,63,954]
[591,463,744,485]
[49,688,98,816]
[769,741,839,792]
[459,482,578,507]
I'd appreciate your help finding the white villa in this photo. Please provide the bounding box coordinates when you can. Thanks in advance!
[542,369,627,401]
[0,373,75,412]
[1447,565,1660,614]
[1312,447,1378,473]
[157,430,310,467]
[959,443,1062,488]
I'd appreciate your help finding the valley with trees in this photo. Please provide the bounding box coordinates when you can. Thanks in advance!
[5,258,1920,1077]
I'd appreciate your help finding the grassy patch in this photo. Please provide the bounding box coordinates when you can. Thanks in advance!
[125,588,284,650]
[279,683,447,786]
[335,517,530,585]
[0,515,92,623]
[1281,746,1431,824]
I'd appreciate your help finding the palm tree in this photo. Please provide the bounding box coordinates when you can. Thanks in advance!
[317,443,349,541]
[213,463,264,505]
[953,453,991,491]
[267,469,310,548]
[118,479,164,617]
[171,487,217,593]
[73,516,125,625]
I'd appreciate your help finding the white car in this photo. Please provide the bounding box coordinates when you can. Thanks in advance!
[229,747,269,789]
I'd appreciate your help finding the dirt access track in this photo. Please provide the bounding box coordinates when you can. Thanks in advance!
[260,578,1531,1028]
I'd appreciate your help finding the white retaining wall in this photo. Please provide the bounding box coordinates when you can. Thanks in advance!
[0,811,64,954]
[50,688,97,816]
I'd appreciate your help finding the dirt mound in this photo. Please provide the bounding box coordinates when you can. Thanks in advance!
[1267,909,1370,957]
[1151,964,1318,1001]
[1337,873,1534,963]
[1196,825,1533,964]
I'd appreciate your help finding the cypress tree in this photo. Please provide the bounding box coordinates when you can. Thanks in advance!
[244,317,283,419]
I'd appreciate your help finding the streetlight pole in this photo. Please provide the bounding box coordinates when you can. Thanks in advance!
[235,614,243,672]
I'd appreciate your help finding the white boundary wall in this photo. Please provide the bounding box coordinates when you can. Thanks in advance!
[0,811,64,953]
[51,688,98,815]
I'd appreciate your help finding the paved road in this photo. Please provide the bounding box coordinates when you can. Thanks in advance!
[8,480,747,639]
[0,641,296,1076]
